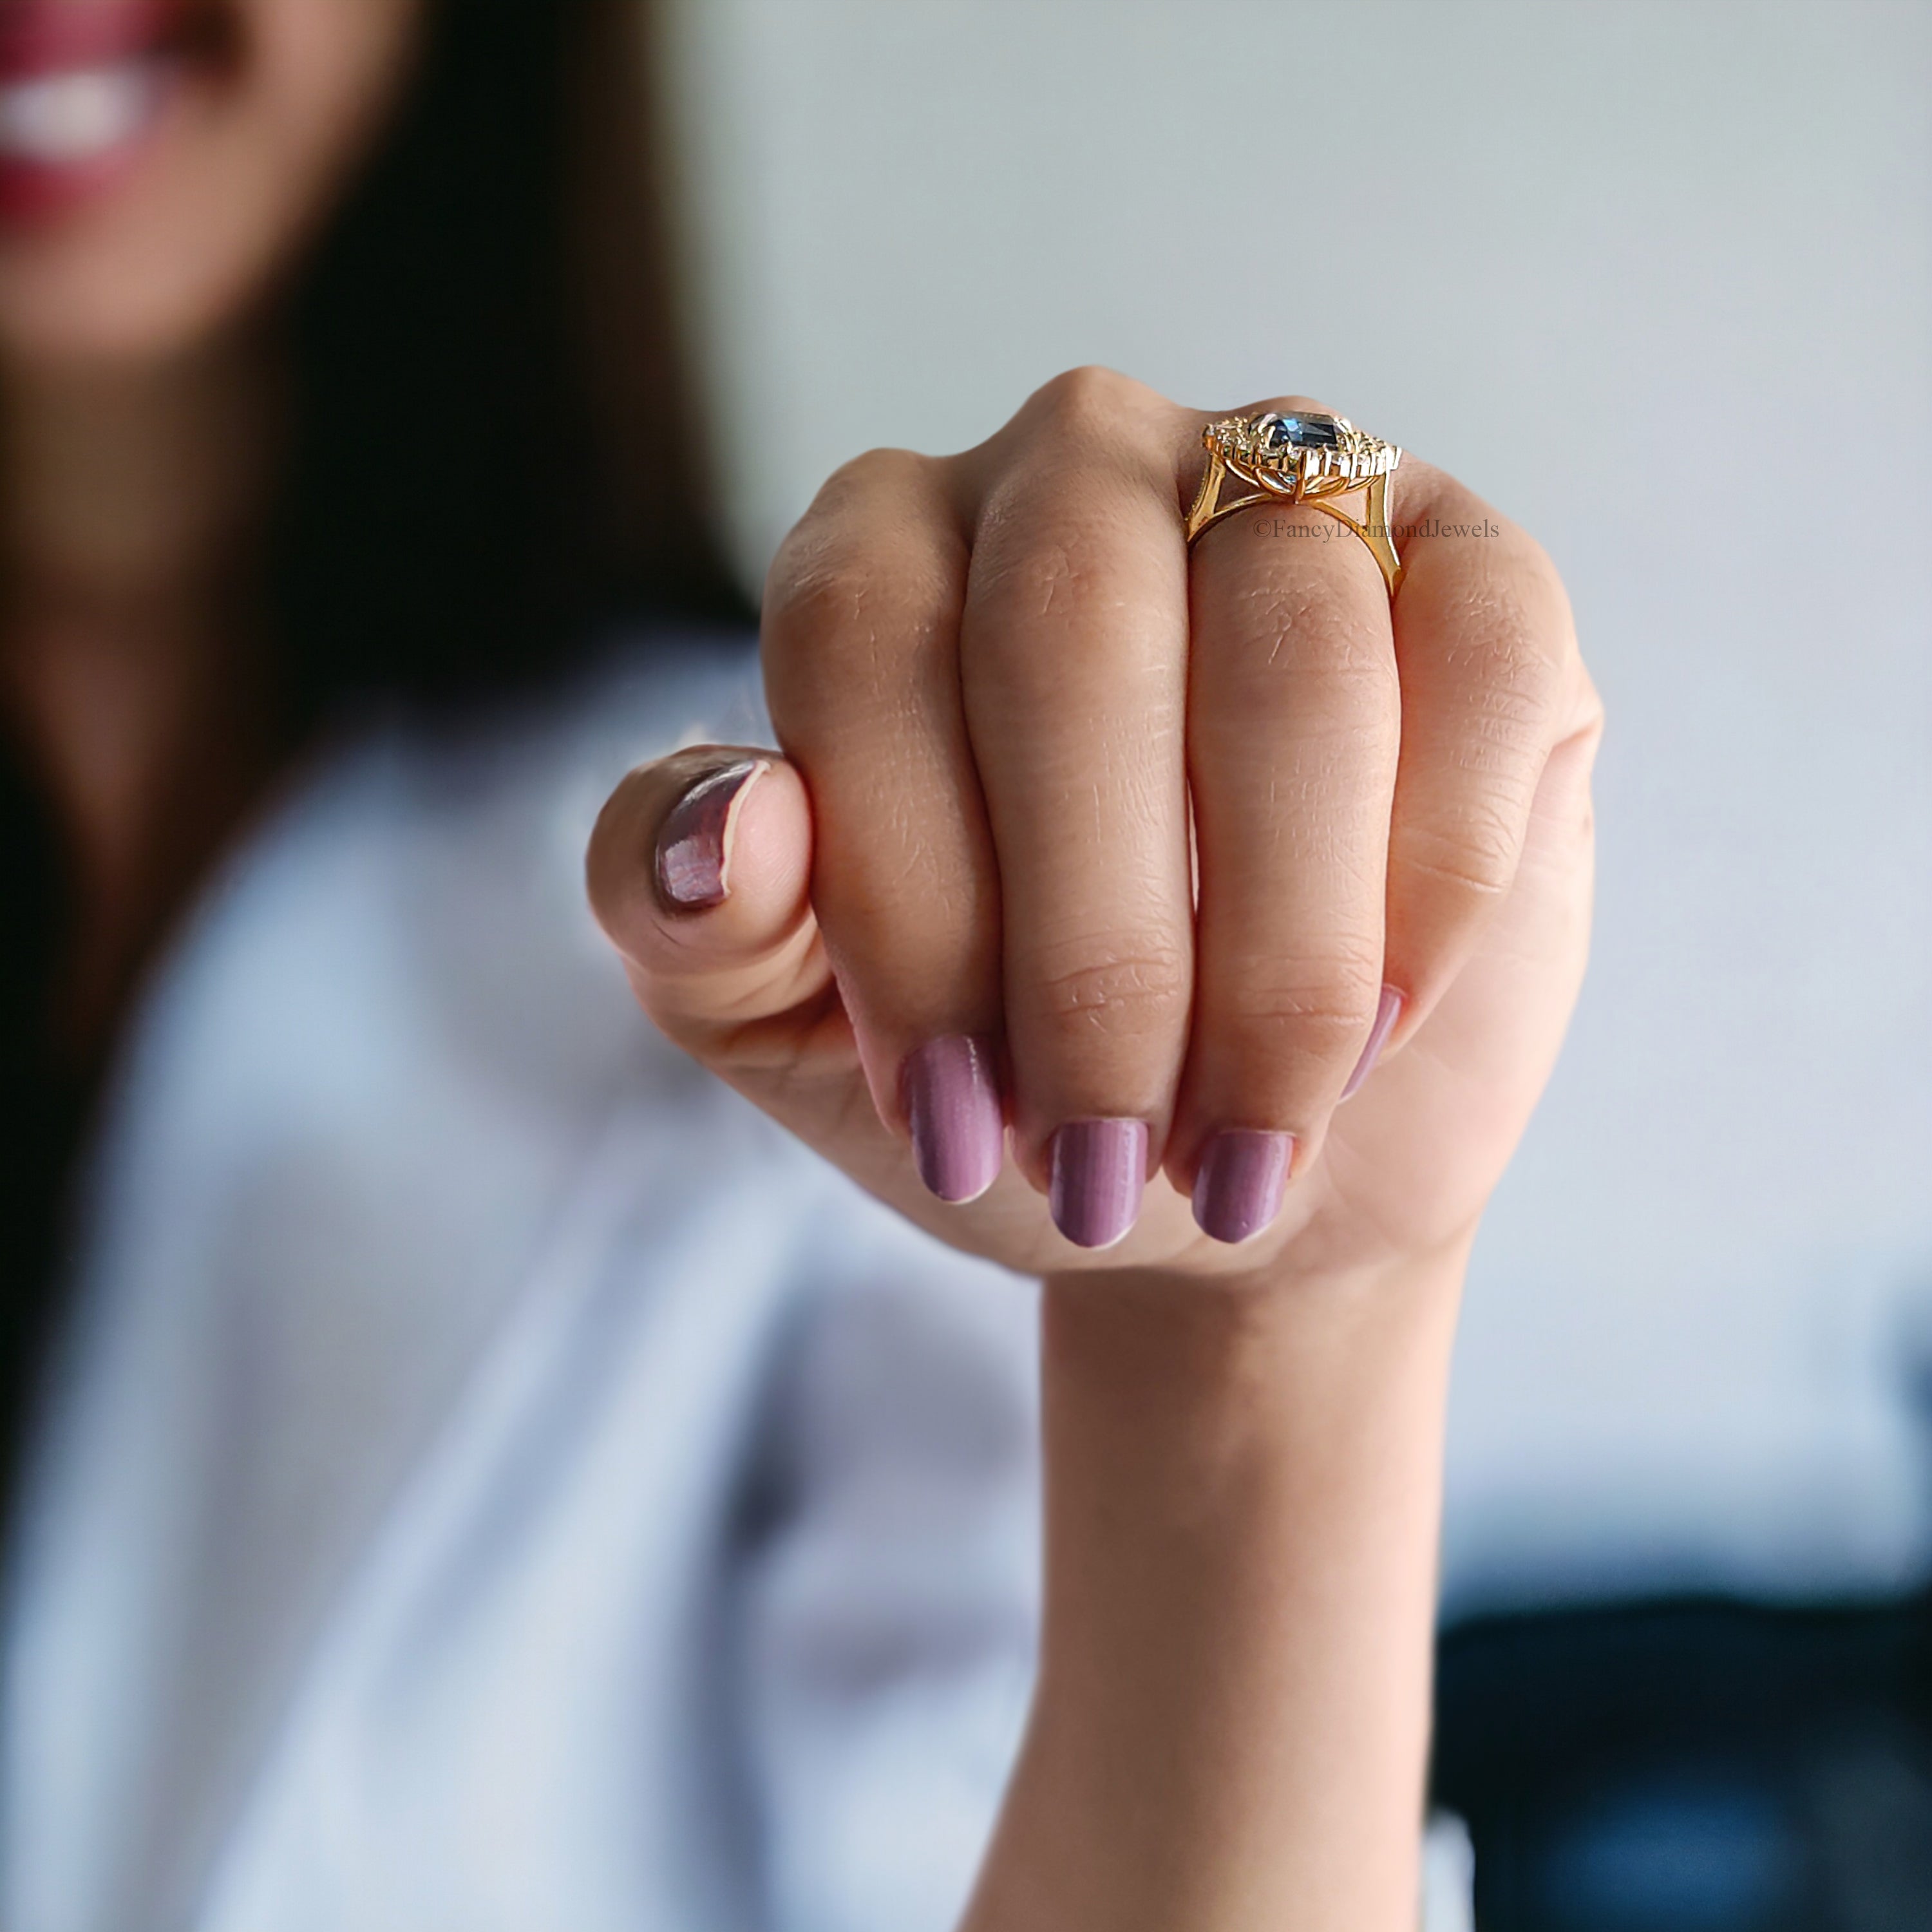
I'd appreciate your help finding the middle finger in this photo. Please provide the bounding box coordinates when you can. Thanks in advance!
[957,368,1193,1250]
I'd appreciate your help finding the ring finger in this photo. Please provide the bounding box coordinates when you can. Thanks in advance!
[1173,397,1403,1242]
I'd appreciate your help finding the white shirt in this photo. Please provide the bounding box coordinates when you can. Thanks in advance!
[1,641,1043,1932]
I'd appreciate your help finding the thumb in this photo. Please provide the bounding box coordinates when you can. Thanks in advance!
[587,746,835,1061]
[591,746,1039,1258]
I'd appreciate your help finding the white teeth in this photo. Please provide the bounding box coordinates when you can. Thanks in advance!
[0,62,162,165]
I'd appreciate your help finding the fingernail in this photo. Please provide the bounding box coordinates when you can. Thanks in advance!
[1340,985,1404,1101]
[1048,1118,1149,1250]
[903,1036,1005,1204]
[1191,1130,1294,1245]
[655,759,767,911]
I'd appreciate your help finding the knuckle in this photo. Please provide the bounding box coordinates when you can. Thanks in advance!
[764,450,950,643]
[1409,478,1579,683]
[765,538,882,645]
[1441,615,1568,759]
[1033,943,1191,1045]
[1510,527,1573,618]
[1248,588,1399,688]
[1401,815,1520,901]
[764,563,954,728]
[1231,957,1384,1056]
[976,525,1115,636]
[1017,365,1171,471]
[967,502,1182,686]
[813,444,932,513]
[1248,1009,1369,1069]
[1031,363,1147,426]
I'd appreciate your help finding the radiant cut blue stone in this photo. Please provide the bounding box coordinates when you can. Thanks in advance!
[1264,412,1341,451]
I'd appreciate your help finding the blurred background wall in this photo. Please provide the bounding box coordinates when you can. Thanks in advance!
[654,0,1932,1617]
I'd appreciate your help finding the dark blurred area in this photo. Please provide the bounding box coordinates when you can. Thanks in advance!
[1436,1596,1932,1929]
[272,0,740,726]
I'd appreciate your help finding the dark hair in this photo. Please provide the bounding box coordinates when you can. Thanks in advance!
[272,0,748,727]
[1,0,748,1501]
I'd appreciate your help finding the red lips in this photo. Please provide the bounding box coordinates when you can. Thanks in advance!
[0,0,194,224]
[0,0,189,81]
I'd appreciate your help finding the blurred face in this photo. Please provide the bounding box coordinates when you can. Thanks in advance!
[0,0,425,370]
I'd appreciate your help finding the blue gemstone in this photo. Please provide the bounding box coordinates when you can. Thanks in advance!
[1265,413,1341,451]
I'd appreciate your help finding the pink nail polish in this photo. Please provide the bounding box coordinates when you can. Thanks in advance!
[655,759,766,911]
[1048,1119,1148,1249]
[1340,985,1403,1101]
[903,1036,1005,1204]
[1191,1130,1293,1244]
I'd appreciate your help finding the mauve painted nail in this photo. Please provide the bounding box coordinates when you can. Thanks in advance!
[1048,1118,1149,1249]
[655,759,766,911]
[1340,984,1404,1101]
[1191,1130,1294,1245]
[903,1036,1005,1204]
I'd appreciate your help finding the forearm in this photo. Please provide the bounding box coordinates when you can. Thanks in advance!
[962,1242,1468,1932]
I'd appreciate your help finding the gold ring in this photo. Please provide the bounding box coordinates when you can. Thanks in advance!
[1184,409,1405,594]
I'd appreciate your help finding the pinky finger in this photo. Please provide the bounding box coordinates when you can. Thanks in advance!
[1356,482,1589,1093]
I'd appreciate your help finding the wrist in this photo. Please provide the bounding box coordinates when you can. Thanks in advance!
[1041,1220,1477,1358]
[976,1233,1468,1932]
[1037,1231,1469,1496]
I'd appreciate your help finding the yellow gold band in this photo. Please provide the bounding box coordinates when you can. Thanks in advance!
[1184,410,1405,594]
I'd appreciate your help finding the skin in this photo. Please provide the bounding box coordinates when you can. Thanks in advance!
[589,372,1601,1926]
[0,0,426,366]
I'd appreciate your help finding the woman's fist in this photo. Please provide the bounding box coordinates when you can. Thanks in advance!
[589,368,1600,1283]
